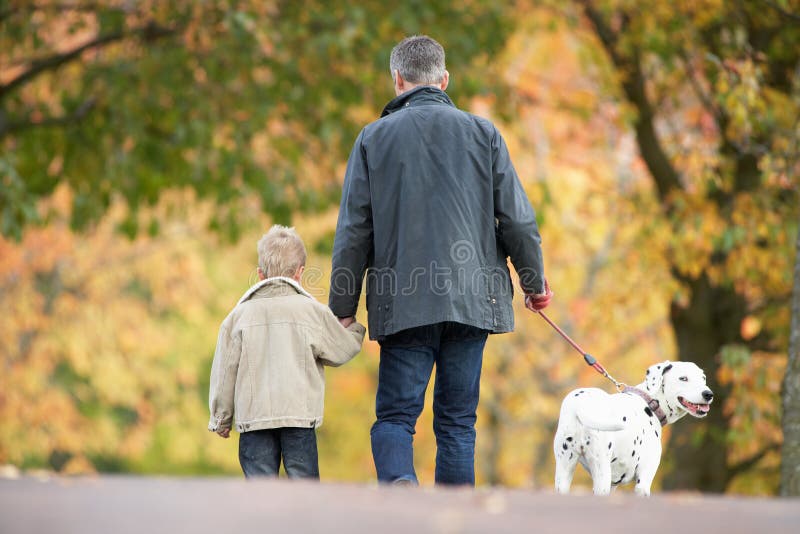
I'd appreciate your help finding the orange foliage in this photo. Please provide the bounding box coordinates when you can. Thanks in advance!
[1,5,792,497]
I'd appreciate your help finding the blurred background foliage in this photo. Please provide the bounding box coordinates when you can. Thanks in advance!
[0,0,513,239]
[1,0,798,494]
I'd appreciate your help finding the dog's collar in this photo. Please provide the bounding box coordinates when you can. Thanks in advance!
[623,386,668,427]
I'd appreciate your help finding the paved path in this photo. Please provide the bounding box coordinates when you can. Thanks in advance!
[1,476,798,533]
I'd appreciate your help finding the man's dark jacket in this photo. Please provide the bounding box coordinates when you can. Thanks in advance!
[329,86,545,340]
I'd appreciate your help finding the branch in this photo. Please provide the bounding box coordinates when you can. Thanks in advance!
[727,441,782,480]
[740,321,783,352]
[677,47,726,126]
[29,2,117,12]
[0,3,126,22]
[574,0,628,65]
[577,0,684,201]
[0,21,175,100]
[669,265,696,286]
[759,0,800,23]
[0,97,96,138]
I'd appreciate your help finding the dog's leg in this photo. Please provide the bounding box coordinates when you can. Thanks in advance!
[554,454,576,494]
[553,420,578,494]
[634,459,659,497]
[591,460,612,496]
[633,443,661,497]
[634,475,653,497]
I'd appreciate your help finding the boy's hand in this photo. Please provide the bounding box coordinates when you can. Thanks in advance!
[216,428,231,438]
[338,316,355,328]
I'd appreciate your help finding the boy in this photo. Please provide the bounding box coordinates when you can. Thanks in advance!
[208,225,365,479]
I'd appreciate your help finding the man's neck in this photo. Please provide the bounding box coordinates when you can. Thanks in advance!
[396,83,440,96]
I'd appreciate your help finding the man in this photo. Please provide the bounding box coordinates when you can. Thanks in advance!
[330,35,551,486]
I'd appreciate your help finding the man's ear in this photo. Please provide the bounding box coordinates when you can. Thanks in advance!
[394,69,406,95]
[644,360,672,394]
[257,267,265,281]
[439,70,449,91]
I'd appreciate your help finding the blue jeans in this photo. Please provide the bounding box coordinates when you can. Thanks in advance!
[238,427,319,479]
[371,322,488,486]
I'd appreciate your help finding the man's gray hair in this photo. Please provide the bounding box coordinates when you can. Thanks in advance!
[257,225,307,278]
[389,35,446,85]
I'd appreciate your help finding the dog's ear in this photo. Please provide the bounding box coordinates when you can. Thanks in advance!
[644,360,672,394]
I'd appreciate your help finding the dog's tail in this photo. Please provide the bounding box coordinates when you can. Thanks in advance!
[561,390,626,432]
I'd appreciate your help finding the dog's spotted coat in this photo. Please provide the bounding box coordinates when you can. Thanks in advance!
[553,361,713,496]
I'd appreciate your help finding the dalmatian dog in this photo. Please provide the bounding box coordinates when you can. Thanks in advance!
[553,360,713,496]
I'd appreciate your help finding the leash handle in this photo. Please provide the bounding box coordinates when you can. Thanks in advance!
[537,310,626,391]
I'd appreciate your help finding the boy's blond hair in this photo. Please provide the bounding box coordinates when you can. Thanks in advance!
[257,225,307,278]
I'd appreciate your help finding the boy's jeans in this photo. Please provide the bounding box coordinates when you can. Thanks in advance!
[371,322,488,486]
[238,427,319,479]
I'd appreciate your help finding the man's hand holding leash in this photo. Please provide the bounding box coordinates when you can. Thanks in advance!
[525,279,553,312]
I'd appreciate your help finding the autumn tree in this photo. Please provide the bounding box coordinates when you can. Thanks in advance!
[1,0,515,240]
[567,0,800,491]
[1,0,528,478]
[3,0,796,492]
[0,188,234,473]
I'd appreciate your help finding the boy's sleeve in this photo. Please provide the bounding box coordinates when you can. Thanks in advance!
[208,316,242,432]
[310,304,366,367]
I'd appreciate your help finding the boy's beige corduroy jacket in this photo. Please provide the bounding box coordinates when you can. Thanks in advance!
[208,277,365,433]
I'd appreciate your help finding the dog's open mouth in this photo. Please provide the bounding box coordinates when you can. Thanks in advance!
[678,397,711,417]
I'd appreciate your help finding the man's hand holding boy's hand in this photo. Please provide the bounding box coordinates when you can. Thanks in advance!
[524,279,553,312]
[216,428,231,439]
[338,316,355,328]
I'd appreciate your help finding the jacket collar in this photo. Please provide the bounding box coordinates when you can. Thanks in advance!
[380,86,455,117]
[237,276,314,305]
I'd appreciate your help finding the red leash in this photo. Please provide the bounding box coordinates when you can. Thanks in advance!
[537,310,626,391]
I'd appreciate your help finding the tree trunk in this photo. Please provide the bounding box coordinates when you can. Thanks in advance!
[781,217,800,496]
[661,276,745,492]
